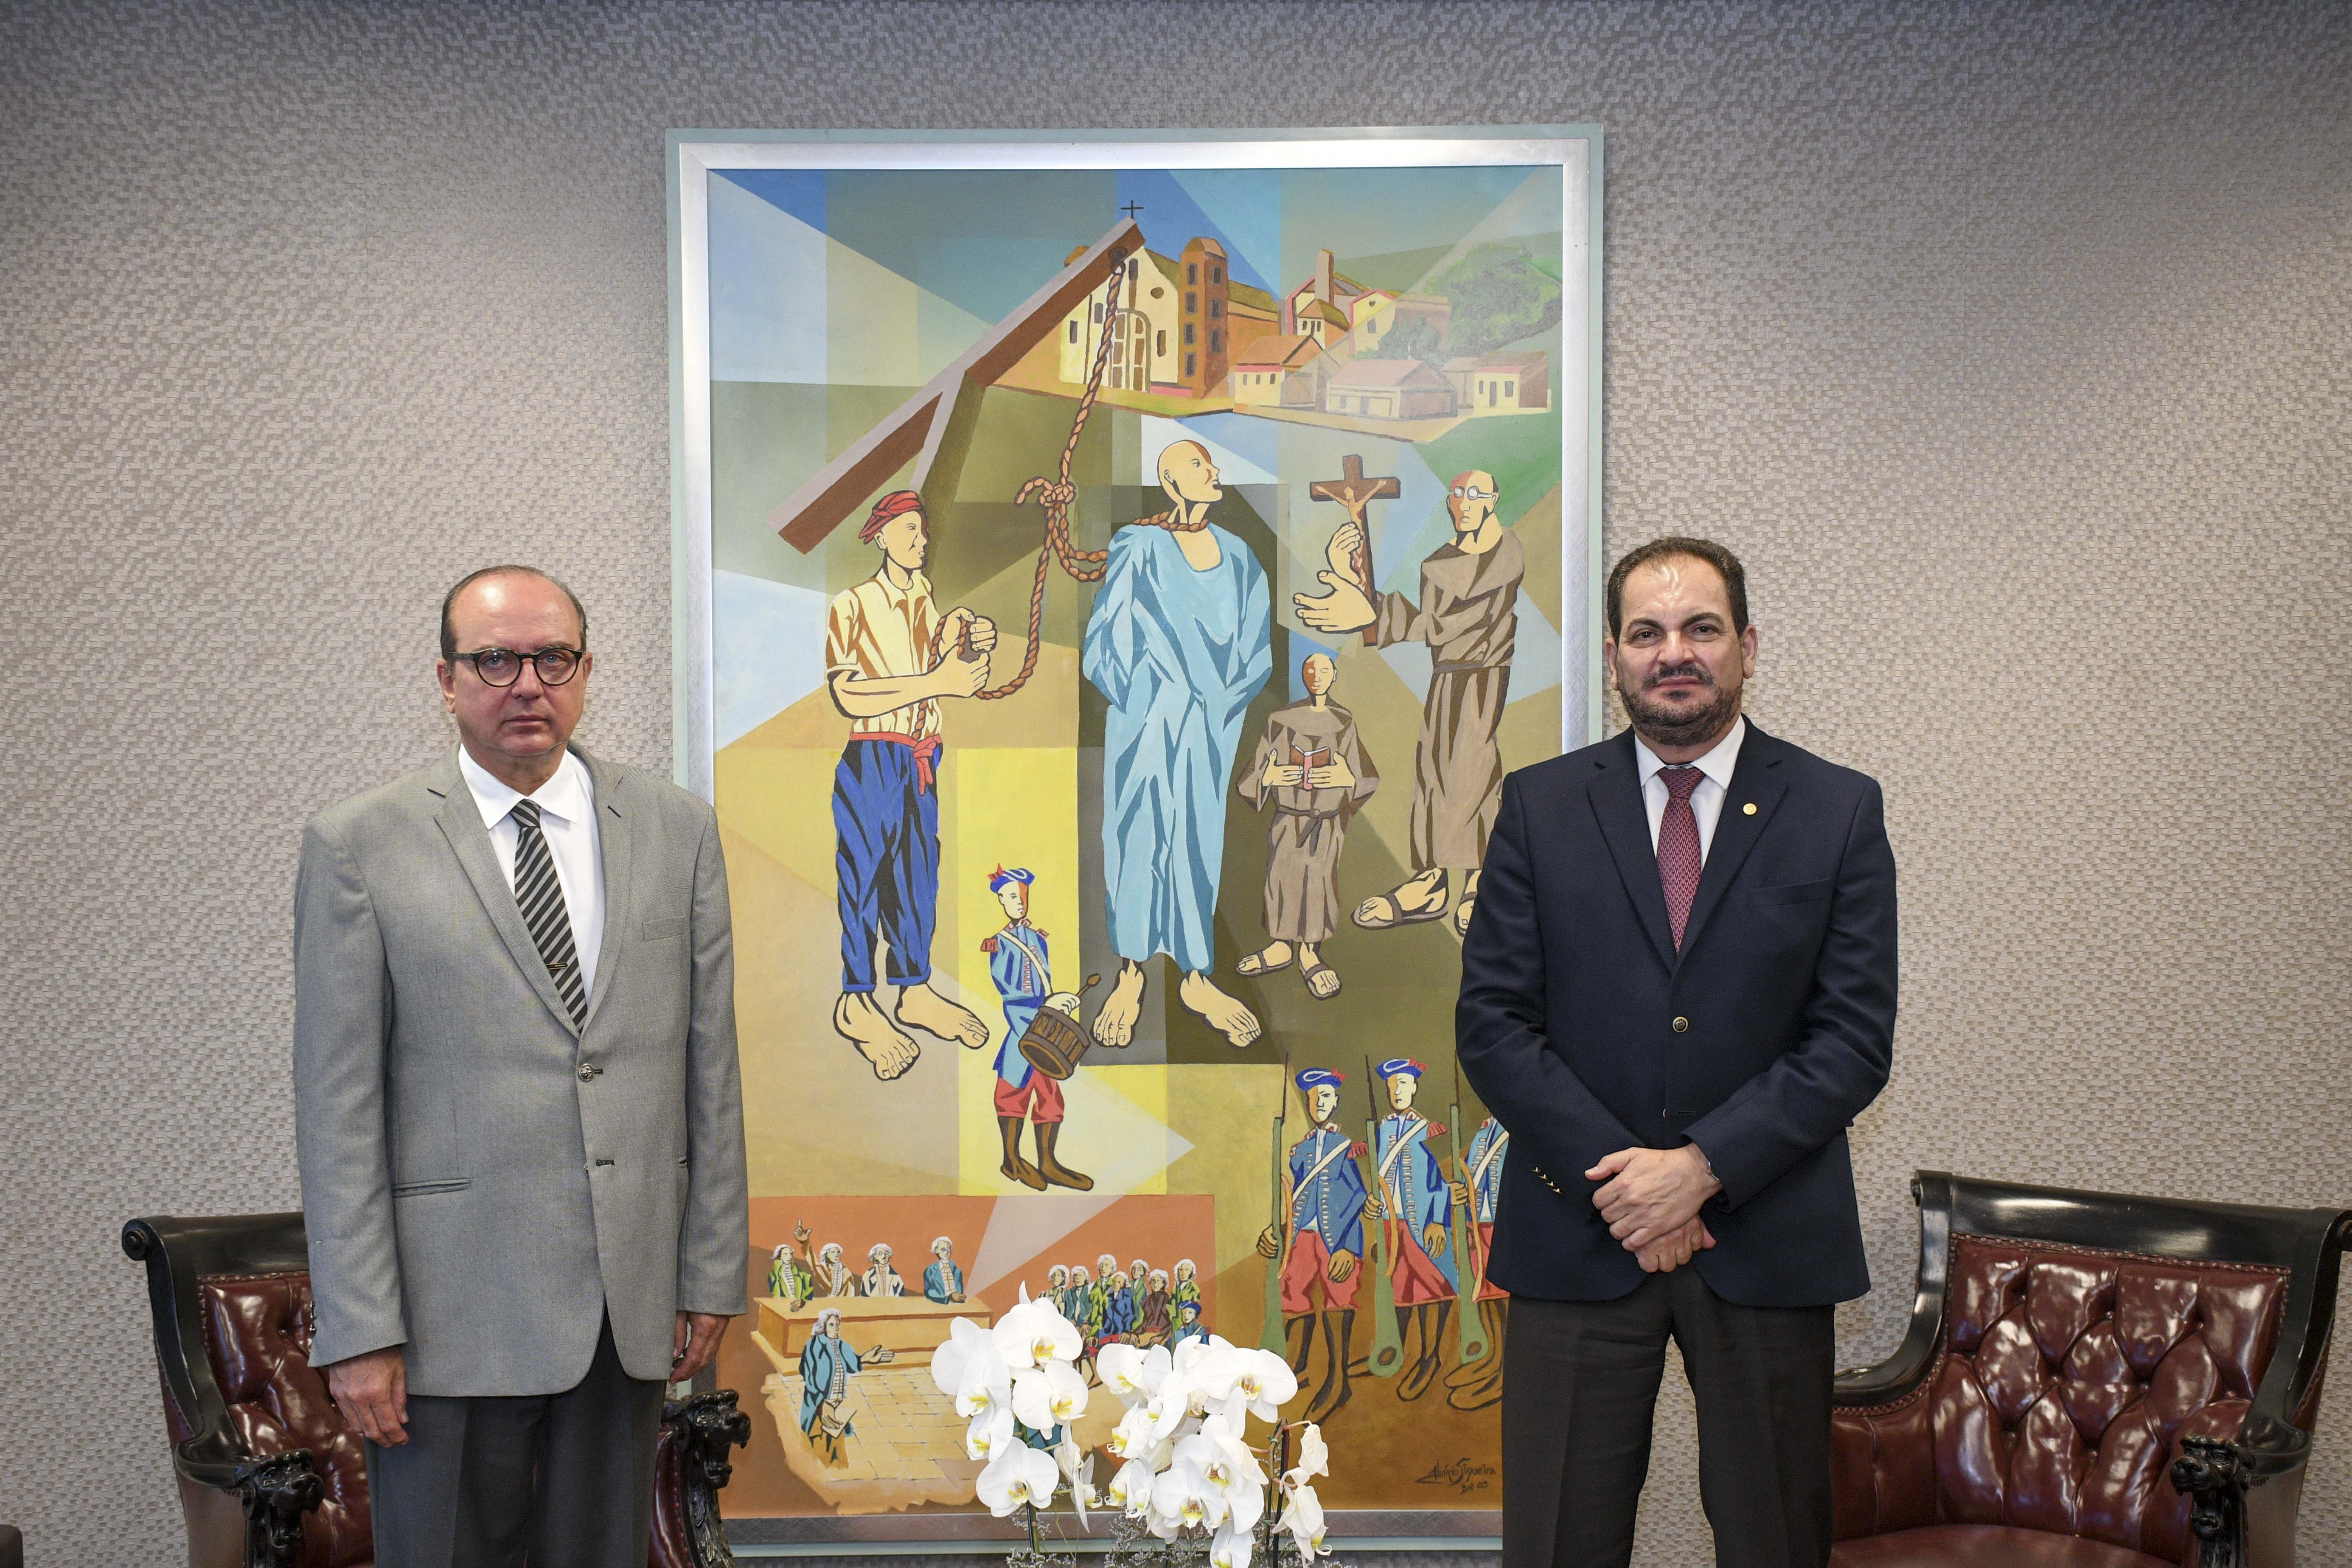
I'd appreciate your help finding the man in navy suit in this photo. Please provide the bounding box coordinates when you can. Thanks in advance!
[1458,537,1897,1568]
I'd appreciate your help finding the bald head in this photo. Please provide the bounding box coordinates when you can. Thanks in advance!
[1157,440,1222,507]
[439,566,586,661]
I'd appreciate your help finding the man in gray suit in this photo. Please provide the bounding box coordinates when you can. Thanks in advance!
[294,565,750,1567]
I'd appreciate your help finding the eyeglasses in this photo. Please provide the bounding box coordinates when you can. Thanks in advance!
[1450,484,1496,500]
[452,646,584,687]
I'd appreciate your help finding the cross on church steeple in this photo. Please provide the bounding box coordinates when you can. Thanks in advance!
[1120,200,1144,222]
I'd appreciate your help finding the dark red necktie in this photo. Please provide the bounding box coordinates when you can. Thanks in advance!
[1658,766,1704,950]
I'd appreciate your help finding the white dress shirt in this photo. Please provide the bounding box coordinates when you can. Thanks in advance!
[1634,715,1748,865]
[456,745,606,1001]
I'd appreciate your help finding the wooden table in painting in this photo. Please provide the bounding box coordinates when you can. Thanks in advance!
[752,1294,993,1373]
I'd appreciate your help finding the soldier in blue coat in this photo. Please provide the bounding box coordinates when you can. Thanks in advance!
[1446,1113,1512,1411]
[1367,1057,1462,1402]
[1255,1067,1368,1421]
[983,867,1091,1191]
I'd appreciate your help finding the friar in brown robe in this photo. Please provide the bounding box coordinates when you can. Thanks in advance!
[1294,468,1520,937]
[1235,652,1379,999]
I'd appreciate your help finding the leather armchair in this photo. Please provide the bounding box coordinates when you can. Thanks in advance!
[1830,1173,2348,1568]
[124,1212,753,1568]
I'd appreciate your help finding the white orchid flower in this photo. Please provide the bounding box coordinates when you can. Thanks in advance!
[1210,1518,1256,1568]
[1278,1481,1329,1560]
[957,1352,1013,1421]
[1140,1382,1198,1447]
[1149,1457,1227,1535]
[975,1443,1061,1518]
[1283,1422,1330,1487]
[1054,1439,1095,1529]
[1105,1404,1160,1462]
[932,1316,1002,1400]
[1096,1341,1172,1406]
[1170,1332,1227,1381]
[963,1405,1015,1463]
[1181,1416,1266,1532]
[1012,1359,1089,1430]
[993,1295,1082,1370]
[1106,1457,1156,1520]
[1203,1346,1299,1427]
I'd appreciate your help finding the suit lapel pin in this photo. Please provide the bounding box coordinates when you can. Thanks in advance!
[1743,802,1758,815]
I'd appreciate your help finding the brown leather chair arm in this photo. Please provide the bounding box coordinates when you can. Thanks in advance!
[126,1215,329,1568]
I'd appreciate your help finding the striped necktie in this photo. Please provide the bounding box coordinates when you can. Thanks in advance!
[509,798,586,1027]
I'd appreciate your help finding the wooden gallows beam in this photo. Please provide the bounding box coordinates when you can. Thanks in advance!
[769,216,1146,553]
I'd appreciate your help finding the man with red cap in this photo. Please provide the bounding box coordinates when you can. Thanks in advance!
[823,490,996,1080]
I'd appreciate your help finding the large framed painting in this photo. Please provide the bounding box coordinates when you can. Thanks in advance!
[667,125,1601,1550]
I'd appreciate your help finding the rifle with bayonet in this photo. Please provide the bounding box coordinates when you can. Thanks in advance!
[1260,1052,1291,1352]
[1451,1057,1490,1365]
[1361,1054,1405,1378]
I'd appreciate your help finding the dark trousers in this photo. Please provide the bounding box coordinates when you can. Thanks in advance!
[365,1315,666,1568]
[1501,1268,1834,1568]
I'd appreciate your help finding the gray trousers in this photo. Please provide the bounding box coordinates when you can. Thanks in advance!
[1500,1268,1835,1568]
[365,1314,666,1568]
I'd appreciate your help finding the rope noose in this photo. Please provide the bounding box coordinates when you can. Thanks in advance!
[976,248,1179,701]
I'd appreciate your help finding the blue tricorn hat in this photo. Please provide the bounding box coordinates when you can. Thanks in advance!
[988,865,1036,894]
[1294,1067,1345,1092]
[1375,1057,1426,1080]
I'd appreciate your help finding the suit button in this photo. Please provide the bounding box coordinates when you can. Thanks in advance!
[578,1063,601,1080]
[1672,1016,1690,1034]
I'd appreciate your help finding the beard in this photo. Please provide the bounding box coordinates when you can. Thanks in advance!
[1619,660,1741,750]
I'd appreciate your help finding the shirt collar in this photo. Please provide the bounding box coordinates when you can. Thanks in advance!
[869,565,931,610]
[456,745,594,831]
[1633,714,1748,793]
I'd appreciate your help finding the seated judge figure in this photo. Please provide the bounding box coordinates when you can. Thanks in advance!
[923,1235,967,1304]
[1458,537,1897,1568]
[292,565,749,1568]
[861,1242,907,1298]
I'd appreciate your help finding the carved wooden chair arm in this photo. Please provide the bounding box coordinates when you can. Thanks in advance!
[2170,1416,2314,1568]
[654,1388,753,1568]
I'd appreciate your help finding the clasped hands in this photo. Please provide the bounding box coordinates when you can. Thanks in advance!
[1587,1144,1722,1274]
[324,1310,730,1447]
[1259,754,1357,791]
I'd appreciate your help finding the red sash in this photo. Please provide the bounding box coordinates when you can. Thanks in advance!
[855,731,944,794]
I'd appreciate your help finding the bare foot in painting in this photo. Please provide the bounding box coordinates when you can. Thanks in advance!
[834,992,920,1081]
[1179,971,1261,1048]
[1093,961,1146,1047]
[1353,867,1449,931]
[1235,941,1293,978]
[895,982,990,1049]
[1452,869,1482,938]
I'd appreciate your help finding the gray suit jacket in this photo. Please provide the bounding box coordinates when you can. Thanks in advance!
[293,745,750,1394]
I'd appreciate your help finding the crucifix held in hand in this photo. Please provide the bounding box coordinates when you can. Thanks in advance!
[1309,453,1401,647]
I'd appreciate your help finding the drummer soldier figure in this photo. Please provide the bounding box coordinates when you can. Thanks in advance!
[982,866,1091,1190]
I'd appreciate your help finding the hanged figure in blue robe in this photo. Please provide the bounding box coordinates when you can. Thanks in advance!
[1082,440,1273,1051]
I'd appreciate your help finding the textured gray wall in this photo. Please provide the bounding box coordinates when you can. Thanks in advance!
[2,2,2346,1563]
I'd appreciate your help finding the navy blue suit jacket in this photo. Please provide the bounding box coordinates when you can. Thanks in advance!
[1456,723,1897,1307]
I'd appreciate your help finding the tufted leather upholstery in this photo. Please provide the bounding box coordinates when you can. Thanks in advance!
[198,1272,372,1568]
[1832,1234,2287,1566]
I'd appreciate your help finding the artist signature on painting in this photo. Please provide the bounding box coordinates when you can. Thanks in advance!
[1414,1457,1496,1495]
